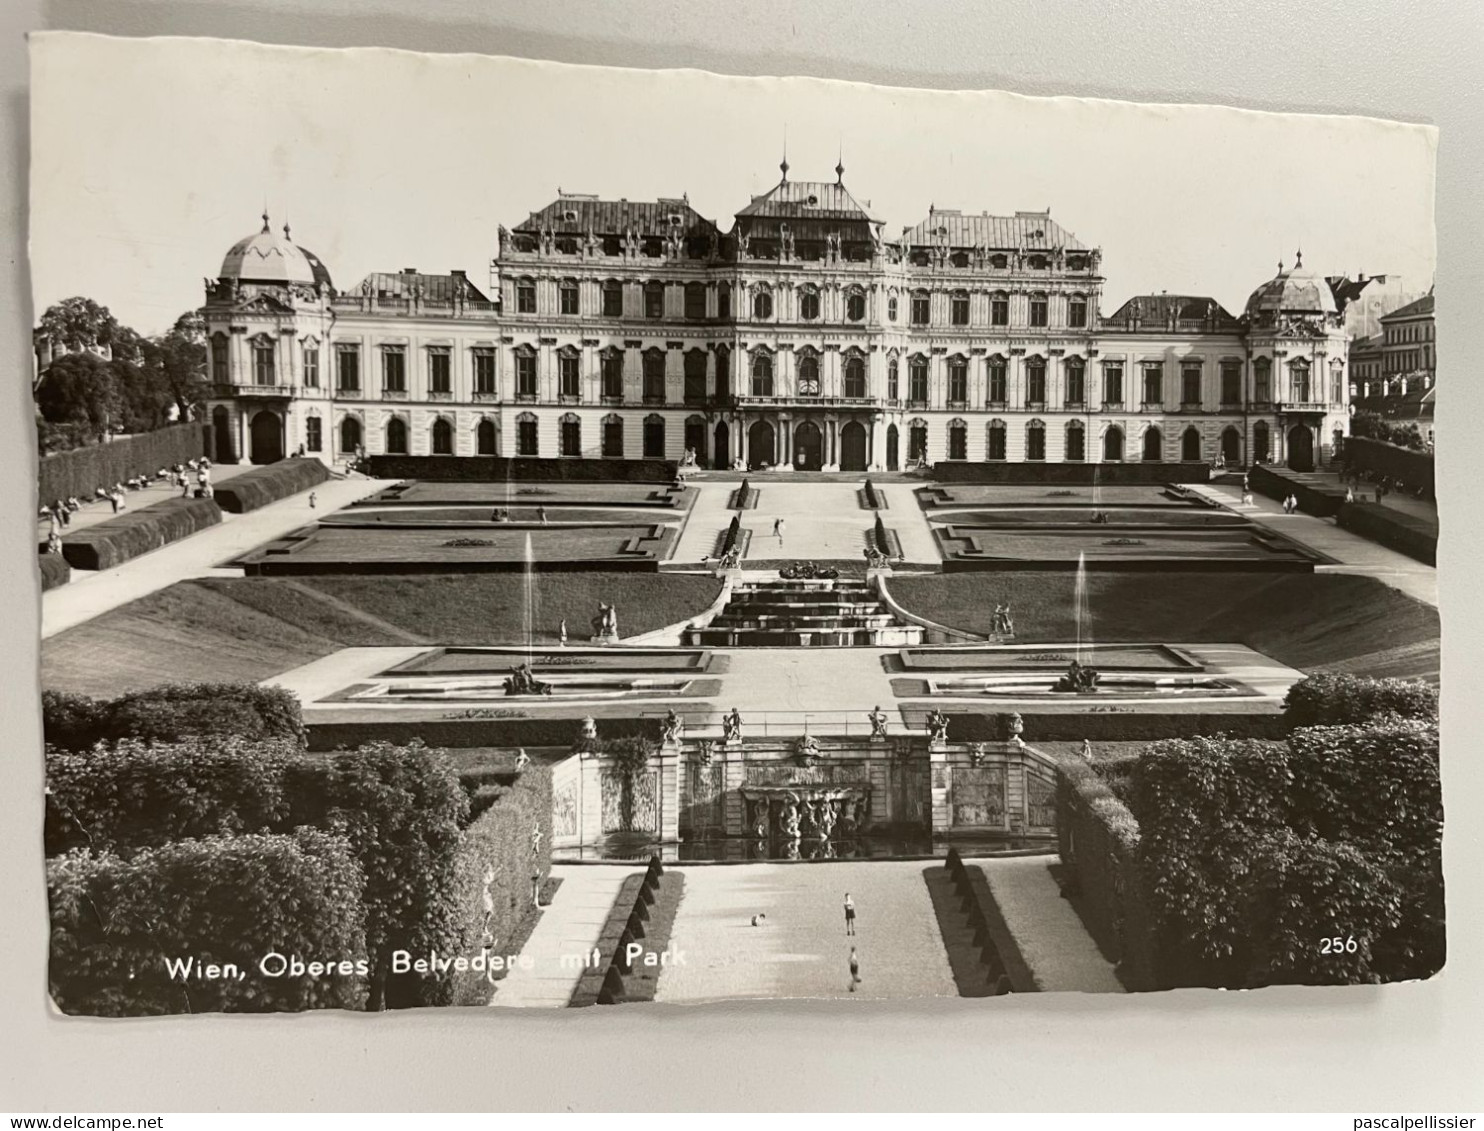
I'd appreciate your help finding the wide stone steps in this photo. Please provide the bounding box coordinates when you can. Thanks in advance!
[682,578,924,648]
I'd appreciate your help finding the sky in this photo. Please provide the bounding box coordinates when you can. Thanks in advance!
[30,33,1437,337]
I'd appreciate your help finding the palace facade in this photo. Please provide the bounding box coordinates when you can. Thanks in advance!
[204,161,1360,473]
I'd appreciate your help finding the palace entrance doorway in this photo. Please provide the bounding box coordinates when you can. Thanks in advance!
[794,420,824,471]
[714,421,730,468]
[748,420,777,469]
[840,421,868,471]
[1287,424,1315,472]
[886,424,899,471]
[249,410,283,464]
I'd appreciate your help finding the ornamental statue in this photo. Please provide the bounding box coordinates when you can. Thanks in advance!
[794,734,822,766]
[723,707,743,744]
[660,709,684,746]
[503,662,552,697]
[926,709,950,745]
[868,705,889,739]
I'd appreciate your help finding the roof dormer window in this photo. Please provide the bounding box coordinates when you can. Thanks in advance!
[563,210,578,222]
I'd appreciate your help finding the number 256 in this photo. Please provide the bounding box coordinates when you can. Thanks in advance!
[1320,936,1358,954]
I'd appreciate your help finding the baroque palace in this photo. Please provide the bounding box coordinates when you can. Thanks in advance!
[204,159,1361,473]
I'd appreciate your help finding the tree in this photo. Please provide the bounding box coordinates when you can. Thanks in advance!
[33,352,118,440]
[34,297,124,390]
[149,309,210,421]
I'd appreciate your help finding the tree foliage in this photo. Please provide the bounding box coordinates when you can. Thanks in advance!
[1282,672,1438,730]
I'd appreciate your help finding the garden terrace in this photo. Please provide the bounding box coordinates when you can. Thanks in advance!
[236,523,678,575]
[356,481,690,508]
[41,573,724,698]
[931,524,1320,571]
[320,506,677,528]
[917,484,1211,510]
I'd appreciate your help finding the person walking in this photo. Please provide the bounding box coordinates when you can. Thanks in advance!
[308,491,317,509]
[773,517,785,543]
[539,505,549,525]
[843,892,856,936]
[848,946,861,992]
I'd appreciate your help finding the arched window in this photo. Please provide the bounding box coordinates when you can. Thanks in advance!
[887,355,900,401]
[1253,420,1271,463]
[1330,359,1345,405]
[908,418,929,463]
[1065,421,1086,462]
[846,288,866,322]
[843,354,866,399]
[987,355,1008,406]
[560,413,581,457]
[799,286,820,321]
[908,355,929,405]
[385,416,408,455]
[1181,426,1202,462]
[797,353,820,397]
[643,414,666,459]
[717,282,731,320]
[602,414,624,458]
[887,294,898,322]
[1221,426,1242,466]
[751,351,774,397]
[752,287,773,320]
[476,418,497,455]
[251,334,276,386]
[1289,357,1312,402]
[1142,426,1163,462]
[516,412,539,457]
[986,419,1007,462]
[1026,419,1047,462]
[1103,426,1125,462]
[431,417,453,455]
[948,419,968,461]
[339,415,362,455]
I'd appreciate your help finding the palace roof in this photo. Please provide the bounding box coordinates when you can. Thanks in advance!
[1381,291,1435,322]
[735,178,881,223]
[515,194,721,238]
[348,269,491,304]
[902,208,1088,251]
[1104,293,1237,326]
[219,213,325,287]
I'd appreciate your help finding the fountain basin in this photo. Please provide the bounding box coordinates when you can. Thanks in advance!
[927,674,1254,699]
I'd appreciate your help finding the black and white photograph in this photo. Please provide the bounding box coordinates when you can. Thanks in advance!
[24,28,1443,1024]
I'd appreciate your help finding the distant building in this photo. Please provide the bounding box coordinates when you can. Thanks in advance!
[203,162,1365,472]
[1353,289,1435,439]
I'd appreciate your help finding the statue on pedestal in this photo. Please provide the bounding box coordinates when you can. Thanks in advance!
[1052,660,1101,694]
[503,662,552,697]
[868,705,889,739]
[660,709,684,746]
[926,709,950,745]
[723,708,743,744]
[1002,712,1025,744]
[591,602,619,641]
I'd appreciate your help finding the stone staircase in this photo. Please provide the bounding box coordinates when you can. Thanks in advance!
[682,577,924,647]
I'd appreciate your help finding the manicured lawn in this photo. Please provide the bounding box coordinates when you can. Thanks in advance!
[934,527,1309,563]
[254,524,674,564]
[889,571,1439,680]
[42,573,723,698]
[919,485,1195,508]
[929,508,1248,527]
[322,506,673,527]
[368,482,688,507]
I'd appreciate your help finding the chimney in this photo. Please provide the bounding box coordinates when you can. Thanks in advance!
[402,267,417,274]
[451,269,466,278]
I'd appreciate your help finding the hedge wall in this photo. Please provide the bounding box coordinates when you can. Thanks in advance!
[366,455,677,483]
[1282,672,1438,730]
[37,422,208,507]
[1054,757,1158,990]
[213,458,331,513]
[43,683,306,752]
[38,553,71,591]
[1250,465,1348,517]
[1336,501,1437,566]
[60,496,221,570]
[945,710,1286,744]
[1345,435,1435,498]
[307,714,661,752]
[48,829,367,1016]
[932,461,1210,485]
[449,767,553,1006]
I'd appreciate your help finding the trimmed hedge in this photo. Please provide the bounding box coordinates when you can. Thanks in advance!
[213,458,331,513]
[1345,435,1434,498]
[1054,757,1158,990]
[308,714,661,752]
[1336,501,1437,565]
[366,455,676,483]
[945,710,1286,743]
[1250,465,1347,517]
[450,767,553,1006]
[48,829,367,1016]
[60,496,221,570]
[38,421,207,507]
[43,683,306,752]
[933,461,1210,485]
[1282,672,1437,730]
[39,553,71,590]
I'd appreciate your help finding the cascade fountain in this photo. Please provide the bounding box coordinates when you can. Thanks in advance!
[1054,550,1101,693]
[523,531,535,664]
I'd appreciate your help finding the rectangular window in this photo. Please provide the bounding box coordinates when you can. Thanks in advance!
[1027,361,1047,406]
[1068,298,1088,329]
[1102,363,1123,407]
[602,419,624,458]
[253,343,275,386]
[1065,361,1086,406]
[516,281,536,314]
[602,353,625,400]
[336,346,360,392]
[1220,361,1242,406]
[429,349,451,394]
[516,353,537,398]
[472,348,495,394]
[211,337,228,384]
[303,344,319,389]
[951,294,970,326]
[559,354,580,399]
[305,417,322,453]
[382,348,406,393]
[1029,296,1048,328]
[643,354,666,404]
[645,285,664,319]
[988,361,1007,406]
[988,426,1007,461]
[1254,361,1272,404]
[560,282,580,315]
[911,293,930,325]
[561,418,580,456]
[947,362,968,405]
[602,283,623,317]
[685,285,706,321]
[887,363,899,402]
[517,419,538,456]
[990,295,1008,326]
[1141,363,1163,406]
[718,286,731,320]
[1181,364,1202,406]
[909,361,929,405]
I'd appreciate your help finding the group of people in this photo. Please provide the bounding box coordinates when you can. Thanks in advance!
[1281,493,1301,515]
[39,456,216,543]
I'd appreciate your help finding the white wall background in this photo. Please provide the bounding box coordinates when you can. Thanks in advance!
[1,0,1480,1114]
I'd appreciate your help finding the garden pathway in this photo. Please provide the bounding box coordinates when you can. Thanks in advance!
[36,463,255,539]
[490,864,640,1008]
[1187,483,1436,607]
[41,476,395,638]
[975,857,1124,993]
[655,861,956,1003]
